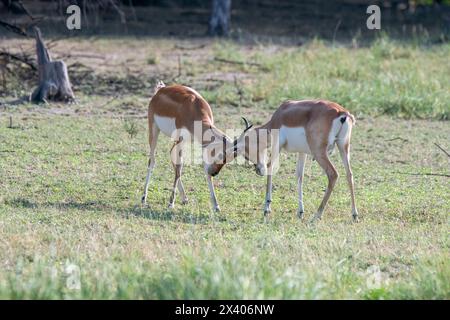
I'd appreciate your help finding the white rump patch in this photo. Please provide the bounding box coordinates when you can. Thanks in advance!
[328,116,350,153]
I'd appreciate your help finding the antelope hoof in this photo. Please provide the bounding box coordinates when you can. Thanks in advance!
[297,210,304,219]
[352,214,359,223]
[168,203,175,210]
[181,198,189,205]
[141,196,147,205]
[264,208,271,216]
[309,214,321,225]
[214,205,221,213]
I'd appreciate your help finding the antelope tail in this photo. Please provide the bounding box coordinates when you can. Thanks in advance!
[154,80,166,94]
[339,111,356,126]
[348,112,356,125]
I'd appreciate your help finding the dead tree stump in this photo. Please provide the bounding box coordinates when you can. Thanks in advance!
[209,0,232,36]
[30,27,75,103]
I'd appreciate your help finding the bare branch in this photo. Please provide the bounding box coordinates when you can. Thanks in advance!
[434,143,450,158]
[0,20,29,37]
[0,51,37,70]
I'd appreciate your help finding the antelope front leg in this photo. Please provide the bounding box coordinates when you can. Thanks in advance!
[204,164,220,212]
[168,140,184,209]
[296,153,307,219]
[141,127,159,205]
[177,178,188,205]
[168,163,182,209]
[142,156,155,205]
[263,174,273,216]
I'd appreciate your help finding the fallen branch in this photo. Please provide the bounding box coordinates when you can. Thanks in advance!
[214,57,263,68]
[98,94,120,108]
[395,171,450,178]
[54,52,106,61]
[0,96,29,106]
[386,137,409,142]
[0,51,37,70]
[174,44,207,50]
[203,78,225,82]
[434,143,450,158]
[233,75,244,107]
[67,61,93,70]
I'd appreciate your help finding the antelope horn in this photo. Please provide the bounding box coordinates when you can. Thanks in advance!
[241,117,253,132]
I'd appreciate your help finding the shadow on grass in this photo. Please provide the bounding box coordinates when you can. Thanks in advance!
[3,197,224,225]
[4,198,109,211]
[126,205,225,225]
[0,96,30,106]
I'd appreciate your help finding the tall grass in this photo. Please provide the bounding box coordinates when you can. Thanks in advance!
[237,39,450,120]
[0,38,449,300]
[1,246,448,299]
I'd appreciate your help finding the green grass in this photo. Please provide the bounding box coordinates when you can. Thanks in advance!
[0,37,449,299]
[0,114,448,299]
[248,39,450,120]
[207,38,450,120]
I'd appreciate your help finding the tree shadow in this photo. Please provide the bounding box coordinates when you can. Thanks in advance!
[0,96,30,106]
[4,198,38,208]
[4,197,112,211]
[3,197,224,225]
[124,205,226,225]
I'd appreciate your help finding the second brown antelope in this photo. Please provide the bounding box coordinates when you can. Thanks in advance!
[141,81,231,212]
[210,99,359,222]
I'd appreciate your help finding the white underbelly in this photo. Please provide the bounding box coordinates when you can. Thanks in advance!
[279,126,311,154]
[154,115,177,137]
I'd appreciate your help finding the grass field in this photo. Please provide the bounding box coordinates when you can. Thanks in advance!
[0,37,449,299]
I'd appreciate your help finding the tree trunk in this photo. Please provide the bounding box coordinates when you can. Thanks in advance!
[30,27,75,104]
[209,0,231,36]
[1,0,27,14]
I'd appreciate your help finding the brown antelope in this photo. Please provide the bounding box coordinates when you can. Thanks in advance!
[210,99,359,222]
[141,81,231,212]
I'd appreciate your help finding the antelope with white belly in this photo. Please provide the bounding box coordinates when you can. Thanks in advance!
[211,99,359,222]
[141,81,230,212]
